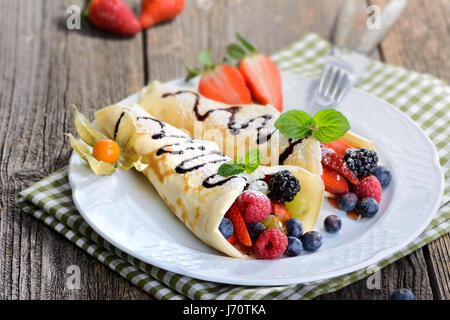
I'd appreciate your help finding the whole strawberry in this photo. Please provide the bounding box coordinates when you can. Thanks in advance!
[140,0,185,29]
[85,0,141,36]
[353,175,382,203]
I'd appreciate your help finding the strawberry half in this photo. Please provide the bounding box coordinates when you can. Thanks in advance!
[227,233,237,245]
[271,202,292,224]
[186,50,252,105]
[140,0,185,29]
[85,0,141,36]
[321,166,349,194]
[225,203,252,247]
[227,34,283,112]
[324,138,353,157]
[321,144,359,185]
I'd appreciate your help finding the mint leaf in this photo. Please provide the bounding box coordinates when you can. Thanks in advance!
[218,149,262,177]
[274,110,316,139]
[218,161,245,177]
[313,109,350,143]
[245,149,262,174]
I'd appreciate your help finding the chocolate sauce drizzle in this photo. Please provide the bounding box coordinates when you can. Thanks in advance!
[115,114,244,188]
[162,91,275,144]
[279,138,304,165]
[113,112,126,140]
[161,90,304,163]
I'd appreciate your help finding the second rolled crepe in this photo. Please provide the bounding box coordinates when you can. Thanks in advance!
[138,81,323,175]
[95,103,324,259]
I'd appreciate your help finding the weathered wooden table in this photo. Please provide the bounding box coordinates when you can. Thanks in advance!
[1,0,449,300]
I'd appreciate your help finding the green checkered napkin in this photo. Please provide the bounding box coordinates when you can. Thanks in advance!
[17,34,449,300]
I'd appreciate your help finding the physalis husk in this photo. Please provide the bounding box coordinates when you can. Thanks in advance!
[66,105,148,175]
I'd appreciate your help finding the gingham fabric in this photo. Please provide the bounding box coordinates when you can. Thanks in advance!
[17,34,449,300]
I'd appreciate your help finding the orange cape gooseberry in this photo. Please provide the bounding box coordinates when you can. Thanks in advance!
[92,139,120,163]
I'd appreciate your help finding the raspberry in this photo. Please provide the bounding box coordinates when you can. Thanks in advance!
[253,229,288,259]
[236,190,271,224]
[353,175,381,203]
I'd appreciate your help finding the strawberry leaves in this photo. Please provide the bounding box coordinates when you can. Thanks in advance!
[226,33,258,62]
[185,50,216,82]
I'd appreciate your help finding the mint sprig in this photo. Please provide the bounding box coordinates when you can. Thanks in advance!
[218,149,262,177]
[274,109,350,143]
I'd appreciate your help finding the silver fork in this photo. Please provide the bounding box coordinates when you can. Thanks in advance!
[315,50,355,108]
[314,0,407,109]
[314,0,357,109]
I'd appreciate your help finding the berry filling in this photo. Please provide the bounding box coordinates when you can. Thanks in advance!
[220,170,325,259]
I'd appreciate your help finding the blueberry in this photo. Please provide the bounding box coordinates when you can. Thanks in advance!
[338,192,358,211]
[356,197,379,218]
[286,218,303,238]
[301,231,323,252]
[375,166,392,188]
[390,288,415,300]
[248,222,265,242]
[218,217,234,239]
[324,215,342,233]
[285,236,303,257]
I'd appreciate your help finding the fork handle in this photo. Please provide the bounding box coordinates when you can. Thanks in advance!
[333,0,358,50]
[355,0,407,54]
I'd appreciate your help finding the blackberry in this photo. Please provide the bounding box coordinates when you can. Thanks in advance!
[268,170,300,202]
[344,148,378,177]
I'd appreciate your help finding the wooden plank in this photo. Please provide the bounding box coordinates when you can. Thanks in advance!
[371,0,450,300]
[372,0,450,83]
[144,0,364,82]
[425,234,450,300]
[0,0,149,299]
[318,249,433,300]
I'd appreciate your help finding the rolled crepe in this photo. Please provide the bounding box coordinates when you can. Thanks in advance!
[138,81,323,175]
[95,103,324,259]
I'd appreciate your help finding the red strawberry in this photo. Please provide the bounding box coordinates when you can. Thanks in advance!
[227,233,237,245]
[140,0,185,29]
[85,0,141,35]
[227,34,283,111]
[271,202,292,224]
[353,175,382,203]
[321,166,349,194]
[225,203,252,247]
[324,138,353,157]
[186,51,252,105]
[321,144,359,185]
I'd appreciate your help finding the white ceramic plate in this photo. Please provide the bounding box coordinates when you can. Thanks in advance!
[68,72,444,286]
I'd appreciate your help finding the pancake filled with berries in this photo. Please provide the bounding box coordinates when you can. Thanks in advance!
[91,103,324,259]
